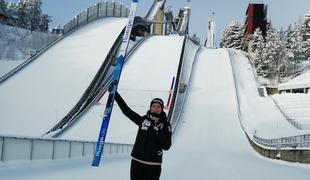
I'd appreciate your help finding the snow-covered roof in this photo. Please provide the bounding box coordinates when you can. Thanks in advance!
[279,70,310,90]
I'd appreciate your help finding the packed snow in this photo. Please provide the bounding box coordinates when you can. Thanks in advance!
[59,35,185,143]
[1,48,310,180]
[162,48,310,179]
[0,17,127,137]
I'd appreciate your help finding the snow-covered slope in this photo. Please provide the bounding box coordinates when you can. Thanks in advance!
[0,17,127,137]
[229,49,310,139]
[0,48,309,180]
[59,35,185,143]
[0,23,59,61]
[0,24,59,76]
[162,48,310,179]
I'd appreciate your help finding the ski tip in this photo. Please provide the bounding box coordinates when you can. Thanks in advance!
[132,0,138,2]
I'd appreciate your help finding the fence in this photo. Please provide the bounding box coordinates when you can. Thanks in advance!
[253,133,310,150]
[0,135,133,163]
[63,1,129,34]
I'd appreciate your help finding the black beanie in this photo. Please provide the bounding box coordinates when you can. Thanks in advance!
[150,98,164,110]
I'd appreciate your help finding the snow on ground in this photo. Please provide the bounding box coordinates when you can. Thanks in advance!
[273,93,310,129]
[162,48,310,180]
[0,17,127,137]
[229,49,310,139]
[0,155,131,180]
[59,35,185,143]
[0,60,24,77]
[279,69,310,90]
[0,24,59,76]
[0,48,310,180]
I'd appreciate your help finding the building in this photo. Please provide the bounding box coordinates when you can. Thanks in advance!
[244,3,267,49]
[278,70,310,94]
[52,24,64,34]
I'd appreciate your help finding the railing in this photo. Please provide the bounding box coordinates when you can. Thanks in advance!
[0,135,132,163]
[63,1,129,34]
[0,1,129,85]
[169,37,200,133]
[166,35,189,133]
[253,133,310,150]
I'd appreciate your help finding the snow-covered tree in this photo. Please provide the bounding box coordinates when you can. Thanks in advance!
[253,27,286,78]
[286,12,310,64]
[4,0,50,31]
[39,13,51,32]
[27,0,43,31]
[14,0,31,29]
[220,20,245,50]
[249,28,264,54]
[0,0,7,11]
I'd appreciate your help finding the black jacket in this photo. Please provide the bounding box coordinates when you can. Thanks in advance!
[115,92,172,164]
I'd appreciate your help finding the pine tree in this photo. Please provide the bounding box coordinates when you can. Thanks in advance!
[26,0,42,31]
[220,20,245,50]
[4,0,50,31]
[39,13,51,31]
[15,0,31,29]
[253,27,286,78]
[249,28,264,54]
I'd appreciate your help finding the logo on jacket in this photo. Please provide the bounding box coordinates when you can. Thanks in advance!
[141,119,151,130]
[157,150,163,156]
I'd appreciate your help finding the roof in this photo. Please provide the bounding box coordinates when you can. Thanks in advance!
[279,70,310,90]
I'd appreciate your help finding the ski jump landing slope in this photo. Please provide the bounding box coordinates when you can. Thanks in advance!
[0,18,127,137]
[162,48,310,179]
[0,49,309,180]
[59,35,185,143]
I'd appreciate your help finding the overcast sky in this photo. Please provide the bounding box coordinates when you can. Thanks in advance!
[7,0,310,45]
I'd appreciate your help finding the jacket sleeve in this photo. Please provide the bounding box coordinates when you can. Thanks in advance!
[157,121,172,150]
[114,91,144,126]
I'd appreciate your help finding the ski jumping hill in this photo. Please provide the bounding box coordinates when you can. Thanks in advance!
[1,48,309,180]
[0,18,127,137]
[59,35,185,143]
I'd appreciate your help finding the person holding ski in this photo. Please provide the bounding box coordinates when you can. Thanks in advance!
[114,91,172,180]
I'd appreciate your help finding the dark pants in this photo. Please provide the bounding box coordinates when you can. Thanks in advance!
[130,159,162,180]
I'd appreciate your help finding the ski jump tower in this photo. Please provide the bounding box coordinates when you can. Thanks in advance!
[145,0,166,35]
[204,12,216,48]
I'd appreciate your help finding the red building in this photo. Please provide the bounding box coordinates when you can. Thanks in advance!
[244,3,267,48]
